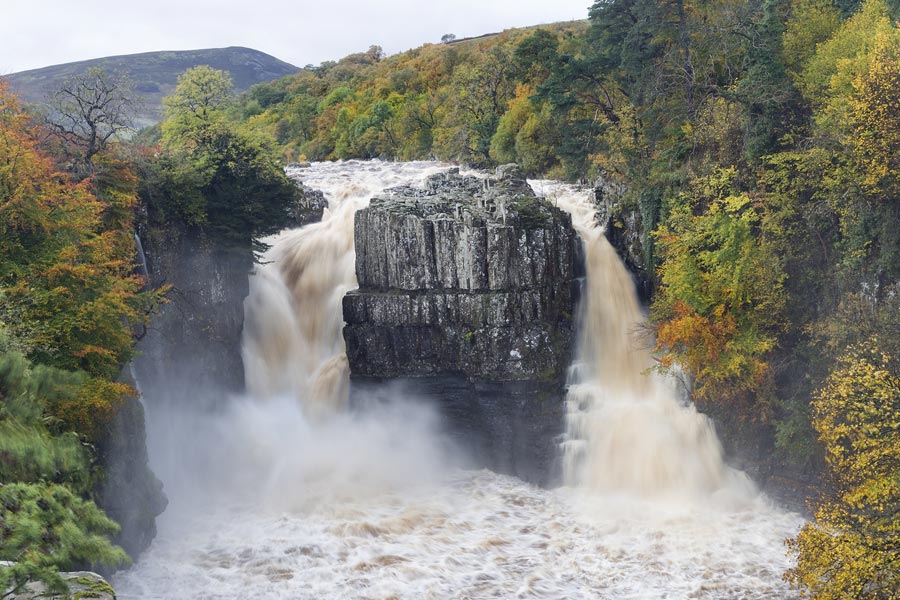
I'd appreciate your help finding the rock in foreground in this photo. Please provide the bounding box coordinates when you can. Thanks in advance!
[4,570,115,600]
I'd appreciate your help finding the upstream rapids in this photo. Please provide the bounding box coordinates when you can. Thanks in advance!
[114,160,803,599]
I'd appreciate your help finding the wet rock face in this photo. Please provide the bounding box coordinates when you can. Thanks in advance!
[592,178,653,302]
[344,165,578,383]
[136,227,250,397]
[288,175,328,226]
[95,393,167,562]
[343,165,578,485]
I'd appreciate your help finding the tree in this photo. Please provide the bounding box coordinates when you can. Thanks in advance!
[0,483,128,598]
[848,30,900,198]
[45,67,137,176]
[787,344,900,598]
[161,65,234,150]
[0,329,129,597]
[782,0,842,84]
[0,81,156,437]
[435,46,516,164]
[441,33,457,44]
[652,168,786,418]
[147,66,301,247]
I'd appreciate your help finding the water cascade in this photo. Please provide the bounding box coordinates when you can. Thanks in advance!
[241,161,450,415]
[115,162,802,600]
[536,180,751,500]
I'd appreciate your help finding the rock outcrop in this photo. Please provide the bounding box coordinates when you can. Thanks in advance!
[286,169,328,226]
[592,177,653,301]
[95,390,167,560]
[343,166,578,484]
[117,225,251,563]
[135,226,251,398]
[3,568,115,600]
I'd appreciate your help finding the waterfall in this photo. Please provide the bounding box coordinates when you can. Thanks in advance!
[116,163,800,600]
[241,160,452,415]
[532,180,752,500]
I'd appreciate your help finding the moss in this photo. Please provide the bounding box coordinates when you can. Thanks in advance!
[71,576,116,599]
[511,195,551,229]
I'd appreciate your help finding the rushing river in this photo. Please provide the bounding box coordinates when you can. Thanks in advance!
[114,160,803,599]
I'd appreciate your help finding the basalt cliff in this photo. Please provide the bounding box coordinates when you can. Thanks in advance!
[343,166,578,483]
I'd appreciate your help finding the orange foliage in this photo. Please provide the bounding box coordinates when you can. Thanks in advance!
[0,79,157,439]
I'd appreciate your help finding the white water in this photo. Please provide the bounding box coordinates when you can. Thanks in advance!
[115,161,802,599]
[534,180,754,502]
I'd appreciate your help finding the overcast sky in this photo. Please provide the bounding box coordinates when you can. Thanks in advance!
[1,0,591,74]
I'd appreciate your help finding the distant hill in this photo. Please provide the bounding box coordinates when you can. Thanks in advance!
[4,47,300,127]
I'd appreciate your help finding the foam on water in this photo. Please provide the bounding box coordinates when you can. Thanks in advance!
[115,162,803,599]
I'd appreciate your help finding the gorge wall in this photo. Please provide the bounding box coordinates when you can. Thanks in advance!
[343,166,578,484]
[99,175,322,561]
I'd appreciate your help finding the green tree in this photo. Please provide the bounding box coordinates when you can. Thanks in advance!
[146,66,301,248]
[0,329,128,596]
[0,483,128,598]
[434,46,515,164]
[782,0,842,84]
[161,65,233,149]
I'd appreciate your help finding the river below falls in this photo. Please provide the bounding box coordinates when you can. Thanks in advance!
[116,160,804,599]
[114,469,801,599]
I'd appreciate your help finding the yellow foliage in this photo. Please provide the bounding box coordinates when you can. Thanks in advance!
[787,343,900,599]
[848,31,900,196]
[652,169,785,419]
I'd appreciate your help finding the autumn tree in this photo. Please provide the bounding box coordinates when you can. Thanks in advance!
[0,81,155,437]
[45,67,137,176]
[787,343,900,598]
[848,30,900,199]
[652,168,786,418]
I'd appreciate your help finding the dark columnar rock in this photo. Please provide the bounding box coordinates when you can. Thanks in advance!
[135,226,250,398]
[346,165,577,382]
[592,178,653,302]
[285,169,328,226]
[344,165,578,484]
[95,392,167,561]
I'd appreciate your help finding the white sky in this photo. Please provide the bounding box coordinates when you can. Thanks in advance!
[1,1,591,74]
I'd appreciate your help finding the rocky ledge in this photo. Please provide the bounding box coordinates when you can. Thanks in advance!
[3,569,115,600]
[343,165,578,483]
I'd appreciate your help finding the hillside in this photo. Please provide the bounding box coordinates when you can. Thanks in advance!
[5,46,299,127]
[236,20,588,169]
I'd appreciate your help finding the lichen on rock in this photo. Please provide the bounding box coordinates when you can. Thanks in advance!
[344,164,577,382]
[343,165,579,484]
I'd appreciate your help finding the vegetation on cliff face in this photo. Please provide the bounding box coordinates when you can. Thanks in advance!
[1,60,297,592]
[0,81,141,594]
[787,343,900,598]
[2,0,900,594]
[239,1,900,595]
